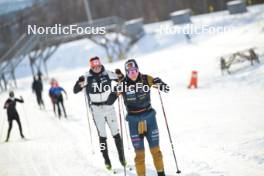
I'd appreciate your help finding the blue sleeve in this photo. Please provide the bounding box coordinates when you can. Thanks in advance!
[49,88,53,95]
[59,87,65,93]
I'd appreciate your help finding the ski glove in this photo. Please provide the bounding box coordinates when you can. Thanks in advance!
[153,77,163,84]
[73,76,85,94]
[115,69,124,82]
[78,76,85,89]
[20,96,24,102]
[78,76,85,82]
[153,77,170,93]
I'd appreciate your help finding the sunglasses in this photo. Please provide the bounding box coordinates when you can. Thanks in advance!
[125,62,137,70]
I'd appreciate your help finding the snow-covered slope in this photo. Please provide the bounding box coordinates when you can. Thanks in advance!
[1,4,264,176]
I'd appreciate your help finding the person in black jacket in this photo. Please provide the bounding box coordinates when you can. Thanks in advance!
[73,56,126,170]
[3,91,25,142]
[32,75,45,108]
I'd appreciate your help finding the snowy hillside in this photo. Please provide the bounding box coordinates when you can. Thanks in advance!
[1,4,264,176]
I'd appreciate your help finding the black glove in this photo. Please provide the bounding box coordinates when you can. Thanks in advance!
[153,77,170,93]
[20,96,24,102]
[73,76,85,94]
[115,69,124,81]
[153,77,162,84]
[78,76,85,82]
[115,69,122,75]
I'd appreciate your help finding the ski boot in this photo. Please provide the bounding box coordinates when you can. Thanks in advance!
[158,171,166,176]
[120,160,127,167]
[100,137,112,170]
[114,134,127,167]
[105,160,112,171]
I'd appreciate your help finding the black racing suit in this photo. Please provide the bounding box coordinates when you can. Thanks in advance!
[3,98,25,141]
[73,66,125,167]
[32,79,45,107]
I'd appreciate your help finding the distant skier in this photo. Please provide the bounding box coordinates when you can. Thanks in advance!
[107,59,170,176]
[49,79,57,114]
[73,56,126,170]
[185,33,191,43]
[249,49,260,65]
[220,57,230,75]
[32,75,45,109]
[49,79,68,118]
[3,91,25,142]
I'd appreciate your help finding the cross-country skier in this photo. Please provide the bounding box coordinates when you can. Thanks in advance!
[107,59,170,176]
[3,91,25,142]
[49,80,68,118]
[49,79,57,114]
[220,57,230,75]
[73,56,126,170]
[32,75,45,108]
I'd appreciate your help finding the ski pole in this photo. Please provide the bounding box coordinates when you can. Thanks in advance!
[117,97,127,176]
[120,96,131,151]
[21,99,32,139]
[158,90,181,174]
[84,91,95,155]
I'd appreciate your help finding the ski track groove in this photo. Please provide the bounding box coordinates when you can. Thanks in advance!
[41,107,102,176]
[12,143,40,176]
[30,107,62,176]
[40,109,74,176]
[42,104,183,176]
[26,143,42,176]
[14,101,70,176]
[43,107,139,176]
[44,151,60,176]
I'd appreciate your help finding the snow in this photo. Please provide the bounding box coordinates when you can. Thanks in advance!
[1,4,264,176]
